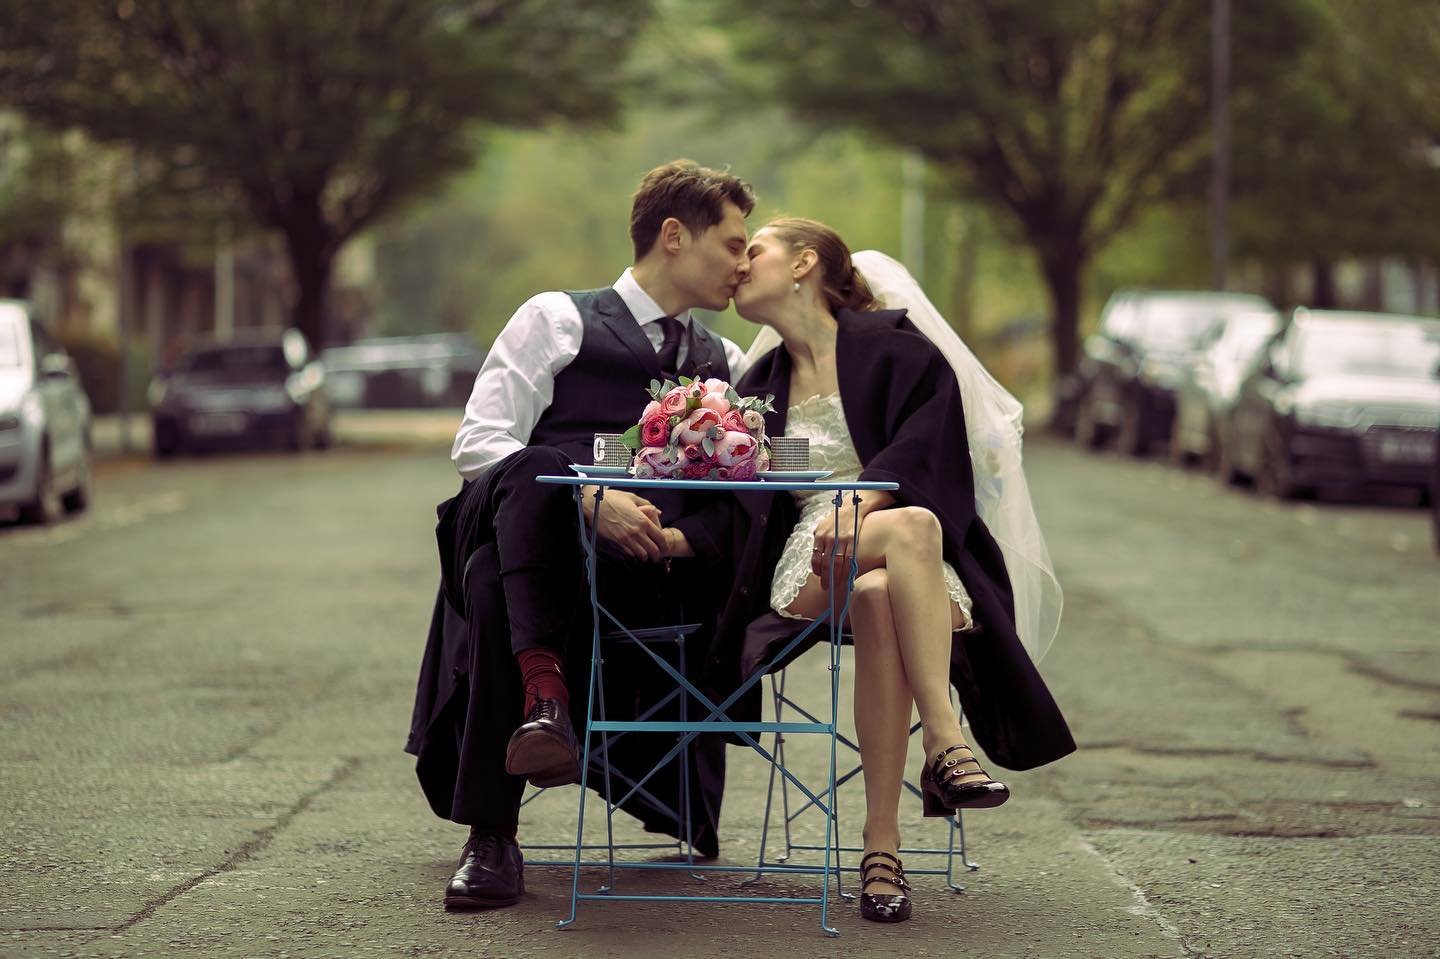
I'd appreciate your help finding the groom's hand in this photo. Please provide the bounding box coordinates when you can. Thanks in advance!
[583,487,667,562]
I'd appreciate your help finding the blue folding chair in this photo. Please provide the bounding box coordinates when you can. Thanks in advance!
[745,654,980,897]
[520,623,708,879]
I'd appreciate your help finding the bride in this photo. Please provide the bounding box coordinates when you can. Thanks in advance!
[725,217,1073,923]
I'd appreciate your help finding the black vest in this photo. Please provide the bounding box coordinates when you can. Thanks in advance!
[529,287,732,465]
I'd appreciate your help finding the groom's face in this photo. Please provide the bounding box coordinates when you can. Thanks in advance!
[674,200,750,312]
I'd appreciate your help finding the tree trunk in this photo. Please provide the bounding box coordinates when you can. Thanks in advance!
[1039,240,1085,388]
[1311,259,1337,308]
[282,214,337,348]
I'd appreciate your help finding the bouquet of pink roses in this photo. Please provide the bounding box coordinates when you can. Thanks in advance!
[620,376,776,480]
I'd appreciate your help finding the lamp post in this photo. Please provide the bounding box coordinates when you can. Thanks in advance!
[1210,0,1231,292]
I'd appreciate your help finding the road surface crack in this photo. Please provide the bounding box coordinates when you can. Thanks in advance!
[108,756,360,935]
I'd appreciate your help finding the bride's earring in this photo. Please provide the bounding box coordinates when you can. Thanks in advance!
[792,281,800,293]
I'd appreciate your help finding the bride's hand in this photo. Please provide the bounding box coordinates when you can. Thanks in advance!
[811,500,864,592]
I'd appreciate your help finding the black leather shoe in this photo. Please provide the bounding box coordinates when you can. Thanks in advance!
[504,698,581,787]
[920,743,1010,815]
[443,830,524,910]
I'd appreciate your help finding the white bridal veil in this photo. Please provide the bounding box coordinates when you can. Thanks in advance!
[742,250,1062,662]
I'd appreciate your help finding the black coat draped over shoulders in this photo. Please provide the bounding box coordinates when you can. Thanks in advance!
[714,308,1074,771]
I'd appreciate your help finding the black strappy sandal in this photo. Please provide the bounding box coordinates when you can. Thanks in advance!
[921,743,1010,815]
[859,850,912,923]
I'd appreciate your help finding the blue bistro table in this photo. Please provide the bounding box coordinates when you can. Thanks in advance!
[536,474,900,936]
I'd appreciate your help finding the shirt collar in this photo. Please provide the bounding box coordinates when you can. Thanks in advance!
[615,268,691,328]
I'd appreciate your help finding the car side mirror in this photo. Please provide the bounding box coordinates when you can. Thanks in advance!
[39,353,75,379]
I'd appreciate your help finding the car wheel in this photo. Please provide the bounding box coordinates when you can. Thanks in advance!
[18,446,63,525]
[1198,419,1220,472]
[285,419,311,453]
[1074,395,1107,449]
[1256,431,1304,500]
[153,426,180,460]
[1116,398,1147,457]
[61,449,90,514]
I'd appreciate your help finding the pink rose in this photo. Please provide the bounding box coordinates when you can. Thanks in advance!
[659,387,689,417]
[704,378,729,395]
[714,430,759,466]
[677,408,722,446]
[698,391,731,415]
[755,448,771,472]
[633,445,683,478]
[682,443,706,462]
[682,458,715,479]
[720,410,748,434]
[741,409,765,432]
[642,400,662,419]
[729,458,759,481]
[640,412,670,447]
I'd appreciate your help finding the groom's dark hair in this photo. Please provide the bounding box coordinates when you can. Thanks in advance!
[630,160,755,259]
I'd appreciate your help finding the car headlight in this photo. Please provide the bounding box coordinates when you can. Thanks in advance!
[285,364,324,404]
[147,378,168,408]
[1140,357,1182,387]
[19,392,43,424]
[252,385,293,410]
[1294,402,1363,429]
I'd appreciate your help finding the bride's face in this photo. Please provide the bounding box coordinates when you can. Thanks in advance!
[732,228,795,322]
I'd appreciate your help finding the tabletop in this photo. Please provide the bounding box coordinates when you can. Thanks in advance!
[537,474,899,493]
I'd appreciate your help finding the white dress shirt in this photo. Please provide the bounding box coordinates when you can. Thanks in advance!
[451,268,750,481]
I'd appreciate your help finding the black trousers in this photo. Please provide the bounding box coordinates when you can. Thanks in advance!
[441,446,708,836]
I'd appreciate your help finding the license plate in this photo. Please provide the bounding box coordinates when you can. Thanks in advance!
[190,412,247,435]
[1376,432,1433,464]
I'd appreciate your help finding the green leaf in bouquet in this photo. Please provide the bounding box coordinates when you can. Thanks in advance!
[725,387,742,405]
[702,435,715,457]
[706,424,723,440]
[620,424,642,451]
[649,379,661,395]
[678,375,692,386]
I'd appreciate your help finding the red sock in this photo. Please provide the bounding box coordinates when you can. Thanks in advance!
[517,648,568,714]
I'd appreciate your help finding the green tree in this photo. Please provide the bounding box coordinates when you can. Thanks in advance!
[0,0,650,345]
[713,0,1303,392]
[0,117,79,297]
[1229,0,1440,304]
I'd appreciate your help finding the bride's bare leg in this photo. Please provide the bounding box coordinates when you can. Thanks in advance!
[847,569,909,888]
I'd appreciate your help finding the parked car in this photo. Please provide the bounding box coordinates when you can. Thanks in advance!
[1220,309,1440,499]
[1431,418,1440,553]
[319,333,484,409]
[1171,307,1283,467]
[1073,289,1275,455]
[149,329,332,457]
[0,299,92,523]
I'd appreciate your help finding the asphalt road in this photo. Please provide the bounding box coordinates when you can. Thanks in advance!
[2,414,1436,958]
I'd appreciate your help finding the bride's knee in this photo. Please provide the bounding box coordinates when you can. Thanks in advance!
[884,507,942,557]
[850,569,891,612]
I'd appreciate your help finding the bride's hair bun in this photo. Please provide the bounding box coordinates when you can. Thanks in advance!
[765,216,878,314]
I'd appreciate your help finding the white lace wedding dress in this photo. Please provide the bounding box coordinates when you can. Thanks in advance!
[769,392,975,627]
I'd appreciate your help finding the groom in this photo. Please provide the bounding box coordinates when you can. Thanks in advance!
[405,160,755,910]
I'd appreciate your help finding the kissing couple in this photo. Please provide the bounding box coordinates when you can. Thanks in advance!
[406,159,1074,924]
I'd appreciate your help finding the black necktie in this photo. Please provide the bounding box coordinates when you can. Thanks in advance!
[655,315,683,381]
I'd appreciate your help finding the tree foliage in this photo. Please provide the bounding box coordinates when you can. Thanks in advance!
[713,0,1308,381]
[1230,0,1440,271]
[0,0,650,344]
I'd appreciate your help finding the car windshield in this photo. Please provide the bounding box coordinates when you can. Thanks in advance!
[1293,322,1440,379]
[1220,314,1281,360]
[1137,300,1236,350]
[183,345,288,374]
[0,319,21,367]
